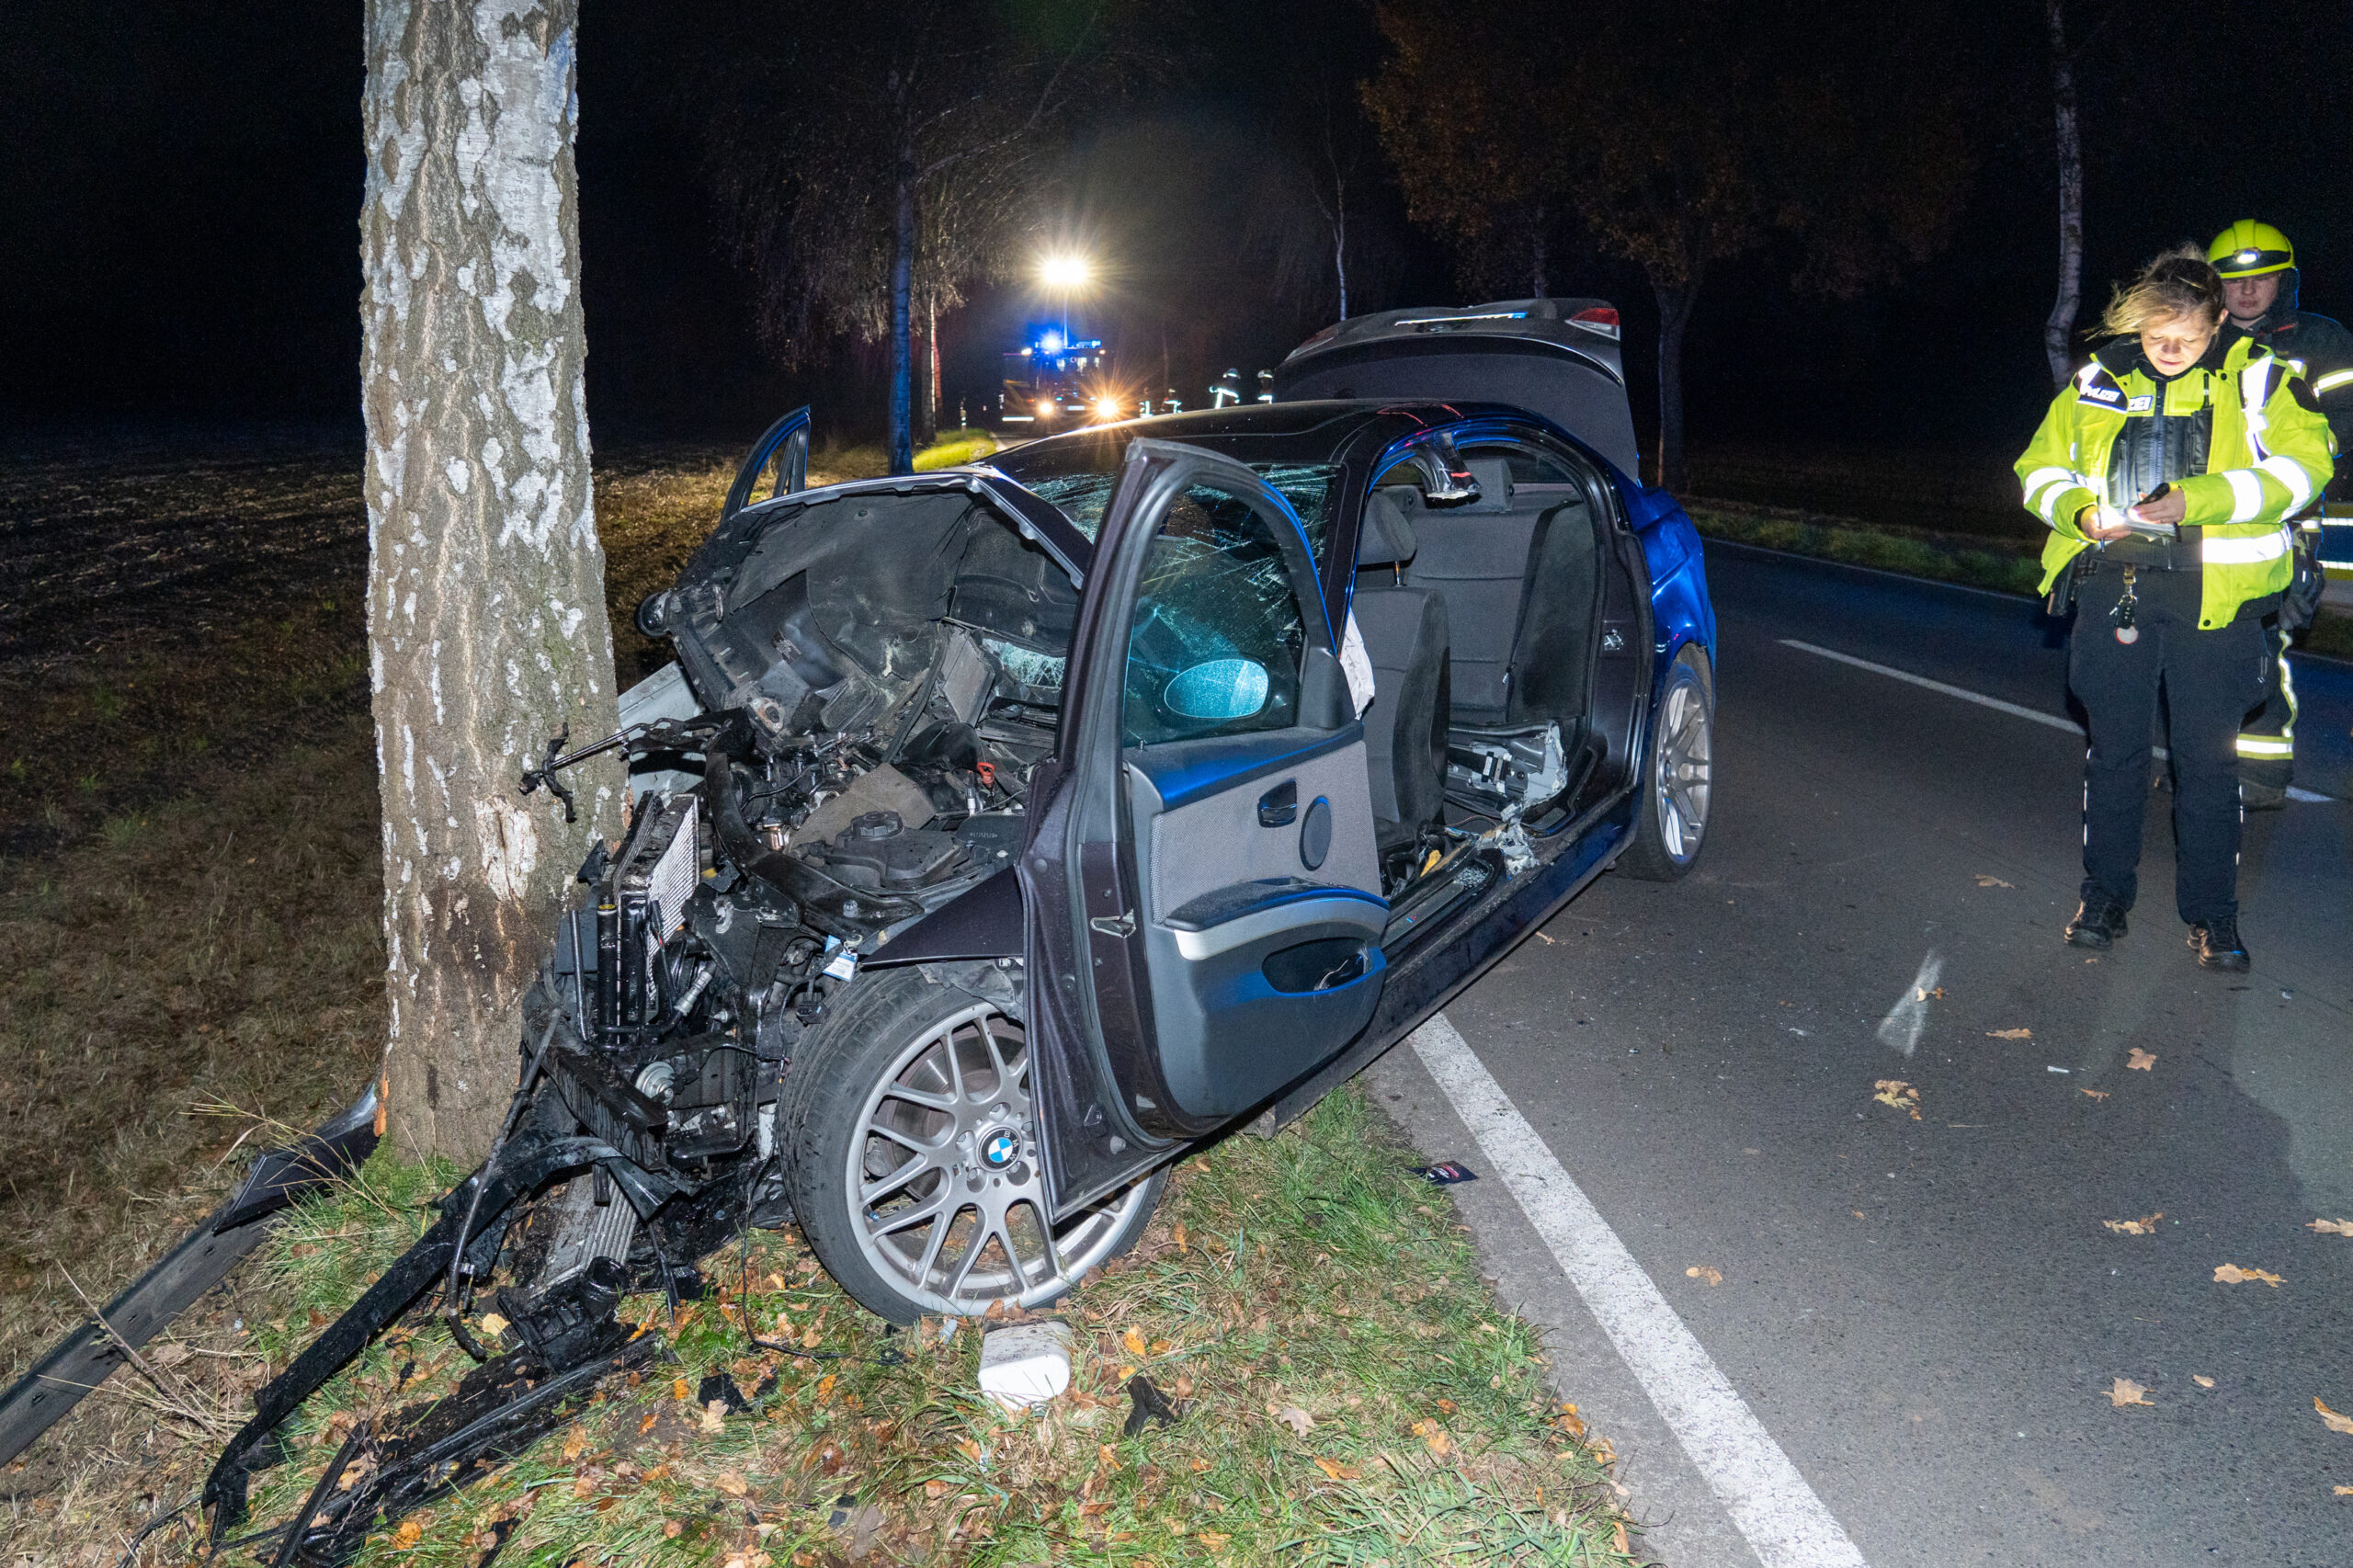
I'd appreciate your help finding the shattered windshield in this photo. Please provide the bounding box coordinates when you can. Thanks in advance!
[1002,446,1343,566]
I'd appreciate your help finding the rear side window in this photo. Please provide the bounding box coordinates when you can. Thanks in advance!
[1462,444,1576,485]
[1121,483,1309,747]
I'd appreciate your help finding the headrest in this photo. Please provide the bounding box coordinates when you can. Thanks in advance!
[1454,456,1515,512]
[1357,489,1419,567]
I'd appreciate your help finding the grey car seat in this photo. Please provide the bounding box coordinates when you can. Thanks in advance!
[1349,489,1450,850]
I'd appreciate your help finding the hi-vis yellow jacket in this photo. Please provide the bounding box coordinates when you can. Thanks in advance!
[2016,333,2335,629]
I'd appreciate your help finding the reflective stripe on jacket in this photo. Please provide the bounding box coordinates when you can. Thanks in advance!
[2017,333,2336,628]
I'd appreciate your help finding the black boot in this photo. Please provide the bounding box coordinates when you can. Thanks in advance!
[2066,895,2130,949]
[2189,917,2250,971]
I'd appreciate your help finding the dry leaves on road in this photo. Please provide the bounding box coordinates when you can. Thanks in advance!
[2193,1375,2215,1389]
[2127,1049,2157,1071]
[2336,1485,2353,1496]
[1986,1028,2032,1040]
[2103,1212,2164,1236]
[2317,1399,2353,1436]
[2081,1088,2109,1101]
[2309,1219,2353,1237]
[2214,1264,2283,1287]
[1873,1080,1923,1119]
[2109,1379,2154,1408]
[1974,874,2015,888]
[1686,1266,1723,1287]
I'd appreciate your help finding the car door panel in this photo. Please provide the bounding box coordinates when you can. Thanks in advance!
[1021,439,1390,1217]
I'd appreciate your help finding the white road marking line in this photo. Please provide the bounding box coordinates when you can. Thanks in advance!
[1411,1015,1870,1568]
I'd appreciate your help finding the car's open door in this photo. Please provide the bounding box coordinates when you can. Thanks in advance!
[722,405,811,522]
[1020,439,1390,1217]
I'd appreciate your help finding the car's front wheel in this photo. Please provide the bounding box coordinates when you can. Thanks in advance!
[1617,643,1713,881]
[779,966,1165,1324]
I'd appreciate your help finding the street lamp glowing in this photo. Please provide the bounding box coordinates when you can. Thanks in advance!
[1038,254,1091,289]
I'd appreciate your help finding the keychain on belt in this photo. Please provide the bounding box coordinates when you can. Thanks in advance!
[2109,565,2140,645]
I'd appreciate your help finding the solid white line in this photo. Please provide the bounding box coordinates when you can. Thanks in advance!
[1778,638,2086,737]
[1781,638,2347,801]
[1411,1015,1870,1568]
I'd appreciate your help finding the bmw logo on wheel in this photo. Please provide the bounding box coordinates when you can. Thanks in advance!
[982,1131,1019,1170]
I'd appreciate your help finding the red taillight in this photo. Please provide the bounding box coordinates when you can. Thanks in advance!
[1569,306,1620,328]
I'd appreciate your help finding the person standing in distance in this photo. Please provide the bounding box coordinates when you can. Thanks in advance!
[2017,246,2333,971]
[2208,221,2353,807]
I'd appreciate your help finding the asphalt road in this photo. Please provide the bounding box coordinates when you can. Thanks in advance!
[1370,542,2353,1568]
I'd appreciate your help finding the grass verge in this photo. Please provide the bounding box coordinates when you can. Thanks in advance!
[22,1084,1643,1567]
[913,431,1003,472]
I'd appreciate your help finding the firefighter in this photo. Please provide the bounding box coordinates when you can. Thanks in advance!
[2208,221,2353,806]
[2018,246,2333,971]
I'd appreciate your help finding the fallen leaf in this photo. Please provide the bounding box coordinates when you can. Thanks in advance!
[1553,1403,1587,1438]
[714,1472,748,1497]
[1313,1456,1361,1480]
[1615,1519,1632,1554]
[2193,1375,2215,1389]
[563,1427,589,1462]
[2214,1263,2283,1287]
[1974,874,2015,888]
[393,1518,424,1550]
[664,1521,685,1539]
[1173,1223,1188,1252]
[673,1377,694,1402]
[1410,1417,1453,1456]
[700,1401,727,1434]
[800,1324,822,1349]
[2127,1049,2156,1071]
[1272,1404,1313,1436]
[2081,1088,2109,1101]
[1851,1210,1867,1220]
[2102,1211,2164,1236]
[1986,1028,2031,1040]
[1685,1266,1723,1286]
[1149,1338,1172,1355]
[479,1312,510,1335]
[2318,1398,2353,1435]
[2336,1485,2353,1495]
[2109,1379,2154,1408]
[2309,1219,2353,1237]
[1122,1326,1147,1357]
[1197,1531,1230,1550]
[1872,1080,1923,1120]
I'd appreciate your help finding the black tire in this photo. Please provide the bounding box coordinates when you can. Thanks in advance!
[1617,643,1714,881]
[779,966,1165,1324]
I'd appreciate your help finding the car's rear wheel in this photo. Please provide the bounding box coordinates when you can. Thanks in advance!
[1617,643,1713,881]
[779,967,1165,1324]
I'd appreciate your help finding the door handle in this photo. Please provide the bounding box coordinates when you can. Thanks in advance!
[1257,780,1299,826]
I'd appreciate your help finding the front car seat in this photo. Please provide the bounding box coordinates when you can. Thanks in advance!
[1348,489,1450,851]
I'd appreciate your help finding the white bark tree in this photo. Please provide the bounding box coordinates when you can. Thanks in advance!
[362,0,622,1161]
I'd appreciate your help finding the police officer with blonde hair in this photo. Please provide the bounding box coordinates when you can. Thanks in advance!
[2018,245,2334,970]
[2208,221,2353,806]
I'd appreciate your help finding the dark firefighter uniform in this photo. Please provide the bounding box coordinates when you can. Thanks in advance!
[2017,328,2333,969]
[2209,222,2353,801]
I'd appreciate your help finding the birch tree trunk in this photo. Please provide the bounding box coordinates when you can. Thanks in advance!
[361,0,623,1162]
[2042,0,2084,389]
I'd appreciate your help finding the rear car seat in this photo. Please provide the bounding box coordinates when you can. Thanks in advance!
[1348,489,1449,849]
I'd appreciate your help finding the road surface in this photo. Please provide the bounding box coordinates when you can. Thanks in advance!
[1370,541,2353,1568]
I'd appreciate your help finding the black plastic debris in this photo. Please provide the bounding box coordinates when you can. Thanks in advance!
[1412,1162,1478,1186]
[698,1369,751,1415]
[1122,1373,1182,1437]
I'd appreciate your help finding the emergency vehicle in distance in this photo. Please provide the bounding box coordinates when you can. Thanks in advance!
[996,328,1127,428]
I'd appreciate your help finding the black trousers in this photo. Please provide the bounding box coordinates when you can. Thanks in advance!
[2068,562,2269,925]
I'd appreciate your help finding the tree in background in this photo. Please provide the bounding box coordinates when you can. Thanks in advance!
[2042,0,2085,388]
[362,0,622,1160]
[1367,2,1969,491]
[702,2,1157,472]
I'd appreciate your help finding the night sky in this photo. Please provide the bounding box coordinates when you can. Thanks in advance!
[6,0,2348,459]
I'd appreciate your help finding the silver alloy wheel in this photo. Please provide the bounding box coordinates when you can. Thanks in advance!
[1654,676,1712,862]
[845,999,1150,1314]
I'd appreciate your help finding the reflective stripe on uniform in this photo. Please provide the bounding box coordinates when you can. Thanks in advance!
[2257,453,2314,510]
[2202,526,2290,564]
[2313,368,2353,395]
[2241,353,2277,459]
[2235,734,2294,757]
[2222,469,2266,520]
